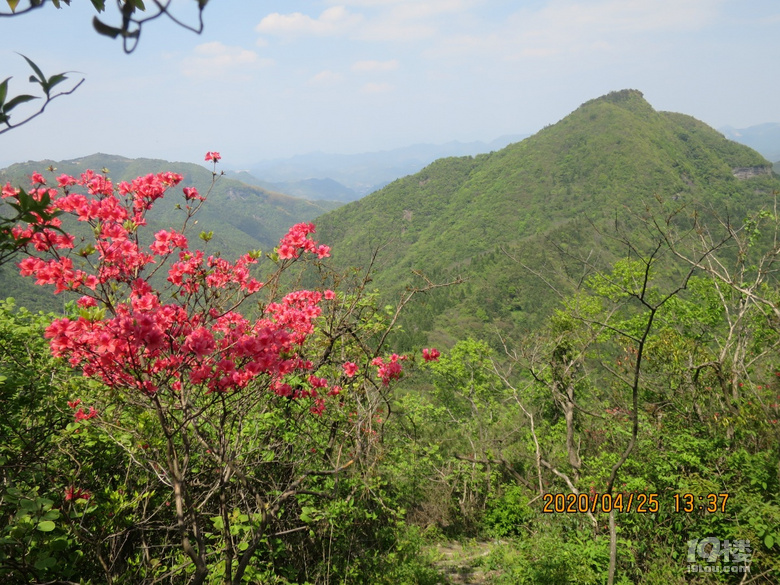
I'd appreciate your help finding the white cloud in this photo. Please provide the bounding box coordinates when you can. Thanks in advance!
[352,0,473,41]
[425,0,725,62]
[512,0,724,61]
[533,0,723,35]
[256,6,362,37]
[335,0,471,15]
[352,59,400,72]
[181,42,272,78]
[383,0,472,20]
[358,20,436,41]
[763,12,780,25]
[361,82,394,93]
[329,0,401,5]
[256,1,474,43]
[309,70,344,85]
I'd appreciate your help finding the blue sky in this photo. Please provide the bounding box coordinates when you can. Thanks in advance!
[1,0,779,167]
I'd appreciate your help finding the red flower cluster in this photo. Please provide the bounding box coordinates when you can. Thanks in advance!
[182,186,204,201]
[371,354,406,385]
[8,157,353,413]
[68,398,97,421]
[64,486,92,501]
[44,283,329,396]
[422,348,440,362]
[74,406,98,421]
[343,362,358,377]
[277,222,330,260]
[12,169,187,293]
[204,151,221,163]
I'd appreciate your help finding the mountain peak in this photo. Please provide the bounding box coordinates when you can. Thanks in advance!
[580,89,652,114]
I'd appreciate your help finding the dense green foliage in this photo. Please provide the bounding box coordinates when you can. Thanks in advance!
[0,296,444,584]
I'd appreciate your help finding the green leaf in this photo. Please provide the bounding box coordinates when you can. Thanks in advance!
[0,77,10,105]
[6,0,20,13]
[45,73,68,92]
[49,538,69,551]
[41,510,60,521]
[90,0,106,11]
[300,506,318,523]
[765,534,775,549]
[36,520,56,532]
[19,54,45,85]
[34,555,56,570]
[3,94,38,113]
[92,17,122,39]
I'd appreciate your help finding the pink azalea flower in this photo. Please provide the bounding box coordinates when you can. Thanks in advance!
[422,348,440,362]
[74,406,98,421]
[65,486,92,502]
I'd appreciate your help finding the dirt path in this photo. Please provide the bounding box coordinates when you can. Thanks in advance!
[430,540,502,584]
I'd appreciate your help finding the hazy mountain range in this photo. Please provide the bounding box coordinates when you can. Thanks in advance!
[225,124,780,203]
[720,123,780,162]
[4,125,778,204]
[229,135,529,200]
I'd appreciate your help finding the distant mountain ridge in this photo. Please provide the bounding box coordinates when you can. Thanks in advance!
[225,172,361,203]
[314,89,779,347]
[720,122,780,162]
[241,135,528,198]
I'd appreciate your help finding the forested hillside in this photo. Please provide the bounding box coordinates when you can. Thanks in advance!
[316,90,777,347]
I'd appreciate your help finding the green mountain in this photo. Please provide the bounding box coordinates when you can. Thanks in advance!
[226,171,360,202]
[0,153,342,311]
[314,90,779,347]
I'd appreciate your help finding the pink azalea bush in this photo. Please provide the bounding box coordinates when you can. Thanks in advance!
[7,157,343,408]
[4,153,418,582]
